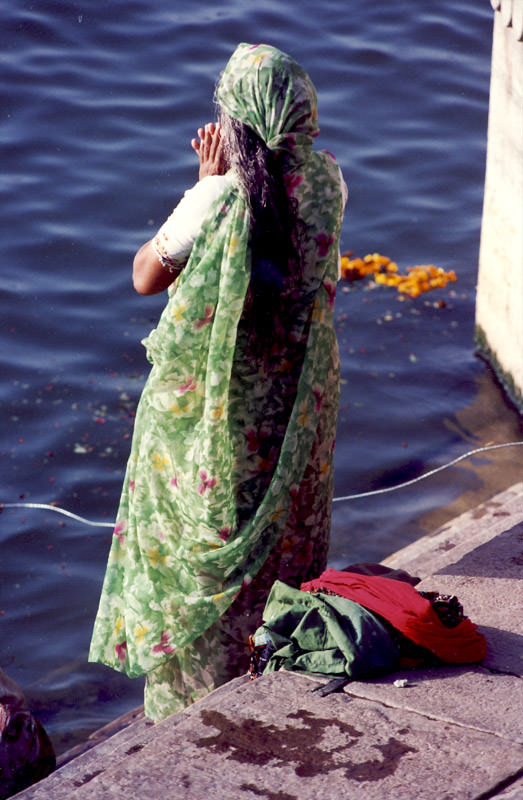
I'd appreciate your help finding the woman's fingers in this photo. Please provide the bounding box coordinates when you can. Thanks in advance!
[192,123,225,178]
[193,124,218,153]
[209,123,222,158]
[202,124,216,159]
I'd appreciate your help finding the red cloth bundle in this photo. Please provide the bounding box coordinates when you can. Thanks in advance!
[301,569,486,664]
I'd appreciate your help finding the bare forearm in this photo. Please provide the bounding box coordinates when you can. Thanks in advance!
[132,240,179,295]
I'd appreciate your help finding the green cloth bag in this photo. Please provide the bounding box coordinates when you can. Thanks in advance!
[255,581,400,679]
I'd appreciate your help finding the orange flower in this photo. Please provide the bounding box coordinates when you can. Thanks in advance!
[340,251,458,298]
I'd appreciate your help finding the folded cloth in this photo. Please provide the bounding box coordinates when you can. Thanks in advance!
[301,569,487,664]
[252,580,400,679]
[341,561,420,586]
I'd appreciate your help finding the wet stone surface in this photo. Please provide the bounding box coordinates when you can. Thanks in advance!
[20,671,523,800]
[13,485,523,800]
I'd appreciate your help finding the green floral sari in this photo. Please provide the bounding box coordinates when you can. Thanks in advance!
[89,43,345,719]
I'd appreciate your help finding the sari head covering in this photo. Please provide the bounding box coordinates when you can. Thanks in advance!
[89,43,344,680]
[216,42,319,158]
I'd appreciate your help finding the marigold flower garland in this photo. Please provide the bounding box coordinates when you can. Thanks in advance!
[340,251,457,298]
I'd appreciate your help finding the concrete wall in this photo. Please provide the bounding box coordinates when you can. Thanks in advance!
[475,0,523,411]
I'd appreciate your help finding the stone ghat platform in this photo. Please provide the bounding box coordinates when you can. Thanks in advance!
[14,483,523,800]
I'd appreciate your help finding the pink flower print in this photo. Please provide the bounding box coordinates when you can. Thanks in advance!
[246,424,271,452]
[194,305,214,329]
[218,526,231,542]
[129,479,135,493]
[241,574,253,591]
[257,447,278,474]
[280,535,294,555]
[246,428,260,453]
[115,641,127,663]
[289,485,300,503]
[283,172,303,196]
[113,521,126,545]
[322,149,336,160]
[315,232,334,258]
[170,475,178,488]
[198,470,217,495]
[312,386,324,412]
[323,280,337,308]
[179,376,196,394]
[152,631,174,655]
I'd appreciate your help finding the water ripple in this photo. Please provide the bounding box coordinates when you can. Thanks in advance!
[3,0,516,751]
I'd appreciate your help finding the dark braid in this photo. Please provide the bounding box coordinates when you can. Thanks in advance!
[218,111,304,347]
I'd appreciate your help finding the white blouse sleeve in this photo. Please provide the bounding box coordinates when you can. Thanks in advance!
[152,174,230,271]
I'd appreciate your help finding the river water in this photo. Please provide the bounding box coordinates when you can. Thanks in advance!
[1,0,521,753]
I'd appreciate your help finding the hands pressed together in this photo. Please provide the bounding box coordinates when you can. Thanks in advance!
[191,122,227,180]
[133,122,227,295]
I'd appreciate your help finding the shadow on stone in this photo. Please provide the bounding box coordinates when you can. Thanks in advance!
[478,625,523,676]
[434,523,523,579]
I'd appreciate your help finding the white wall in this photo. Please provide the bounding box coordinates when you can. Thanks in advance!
[476,0,523,410]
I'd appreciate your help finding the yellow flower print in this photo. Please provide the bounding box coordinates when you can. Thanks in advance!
[297,402,309,427]
[228,234,240,255]
[168,400,183,416]
[210,401,224,421]
[135,623,149,643]
[114,616,124,636]
[249,52,268,67]
[172,302,187,322]
[213,592,225,604]
[108,544,125,565]
[147,547,168,568]
[152,453,169,472]
[311,299,325,323]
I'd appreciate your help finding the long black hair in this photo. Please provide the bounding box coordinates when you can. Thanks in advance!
[219,110,305,348]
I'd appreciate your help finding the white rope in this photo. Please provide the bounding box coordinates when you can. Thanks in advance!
[1,441,522,527]
[0,502,115,528]
[332,441,523,502]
